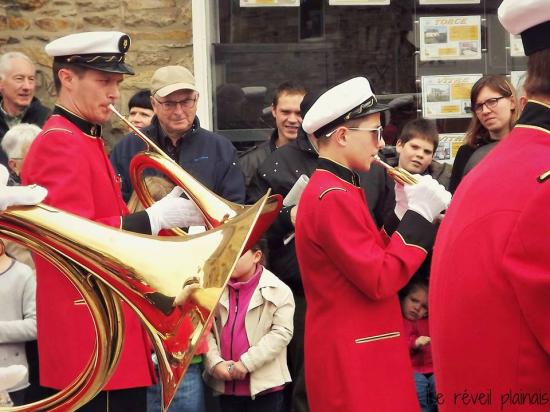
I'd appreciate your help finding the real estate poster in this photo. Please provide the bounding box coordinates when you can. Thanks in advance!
[510,34,525,57]
[419,0,479,4]
[420,15,481,61]
[422,74,482,119]
[240,0,299,6]
[329,0,390,5]
[434,133,465,164]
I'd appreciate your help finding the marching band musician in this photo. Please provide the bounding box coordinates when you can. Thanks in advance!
[430,0,550,410]
[20,32,203,411]
[294,77,451,412]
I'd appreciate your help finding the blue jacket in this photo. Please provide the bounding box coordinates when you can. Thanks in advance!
[110,116,246,204]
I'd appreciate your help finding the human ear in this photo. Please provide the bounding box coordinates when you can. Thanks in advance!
[335,127,348,147]
[252,250,262,264]
[58,68,75,91]
[396,140,404,154]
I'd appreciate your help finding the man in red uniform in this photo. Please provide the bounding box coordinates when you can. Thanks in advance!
[294,77,451,412]
[430,1,550,410]
[21,31,203,411]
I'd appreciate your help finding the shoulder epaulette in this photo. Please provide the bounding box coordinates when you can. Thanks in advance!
[42,128,73,136]
[537,170,550,183]
[319,187,346,200]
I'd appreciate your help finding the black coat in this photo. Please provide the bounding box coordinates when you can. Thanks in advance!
[449,136,498,194]
[0,97,50,166]
[247,131,394,295]
[239,129,277,187]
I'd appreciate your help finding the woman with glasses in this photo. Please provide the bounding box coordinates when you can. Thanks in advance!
[449,75,518,193]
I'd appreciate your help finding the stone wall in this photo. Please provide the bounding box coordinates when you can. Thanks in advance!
[0,0,193,146]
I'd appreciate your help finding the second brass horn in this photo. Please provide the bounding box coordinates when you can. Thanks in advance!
[0,190,280,412]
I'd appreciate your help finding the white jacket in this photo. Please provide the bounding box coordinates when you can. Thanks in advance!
[204,268,294,398]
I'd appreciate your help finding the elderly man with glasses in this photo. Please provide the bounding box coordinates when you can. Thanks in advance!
[110,65,245,412]
[111,65,245,205]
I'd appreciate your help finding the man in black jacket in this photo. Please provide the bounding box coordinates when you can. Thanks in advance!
[239,81,306,186]
[0,52,50,167]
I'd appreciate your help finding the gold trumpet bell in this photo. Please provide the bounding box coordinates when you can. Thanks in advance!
[0,192,281,411]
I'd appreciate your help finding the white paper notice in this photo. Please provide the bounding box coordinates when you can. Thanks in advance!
[422,74,482,119]
[420,15,482,61]
[434,133,465,164]
[240,0,299,7]
[510,34,525,57]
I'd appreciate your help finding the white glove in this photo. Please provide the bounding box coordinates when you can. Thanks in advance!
[394,182,407,220]
[404,174,452,223]
[0,165,48,211]
[146,186,205,235]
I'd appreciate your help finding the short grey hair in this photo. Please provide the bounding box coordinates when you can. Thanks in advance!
[1,123,41,159]
[0,52,35,80]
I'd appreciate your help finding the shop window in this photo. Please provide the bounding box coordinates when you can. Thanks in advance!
[212,0,526,161]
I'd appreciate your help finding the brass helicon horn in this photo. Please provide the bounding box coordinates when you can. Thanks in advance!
[0,105,283,411]
[0,190,280,412]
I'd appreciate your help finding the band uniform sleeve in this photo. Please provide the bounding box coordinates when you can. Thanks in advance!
[315,190,429,301]
[502,182,550,355]
[122,210,152,234]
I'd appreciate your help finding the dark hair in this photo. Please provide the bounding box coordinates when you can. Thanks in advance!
[398,118,439,152]
[272,81,306,107]
[464,75,518,147]
[524,48,550,98]
[399,276,429,302]
[52,61,87,93]
[249,237,268,266]
[128,89,153,111]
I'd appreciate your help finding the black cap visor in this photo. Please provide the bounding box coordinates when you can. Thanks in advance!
[56,54,135,75]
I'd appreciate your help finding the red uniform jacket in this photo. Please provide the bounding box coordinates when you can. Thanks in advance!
[21,108,155,390]
[295,158,435,412]
[431,100,550,411]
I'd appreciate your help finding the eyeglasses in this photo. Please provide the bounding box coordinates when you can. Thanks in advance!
[346,125,384,144]
[154,96,197,110]
[471,95,509,113]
